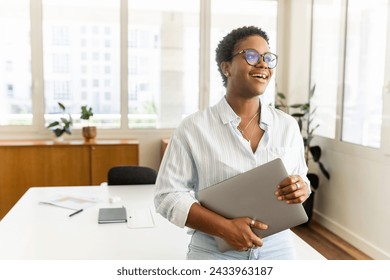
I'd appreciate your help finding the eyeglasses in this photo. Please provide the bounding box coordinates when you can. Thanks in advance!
[231,49,278,69]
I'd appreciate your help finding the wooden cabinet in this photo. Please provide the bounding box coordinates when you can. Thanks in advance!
[0,140,139,219]
[89,143,139,185]
[161,138,169,160]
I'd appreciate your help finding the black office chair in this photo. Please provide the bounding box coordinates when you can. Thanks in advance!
[107,165,158,185]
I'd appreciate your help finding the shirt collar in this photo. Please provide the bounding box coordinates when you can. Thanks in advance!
[259,100,272,130]
[217,97,239,125]
[216,96,273,129]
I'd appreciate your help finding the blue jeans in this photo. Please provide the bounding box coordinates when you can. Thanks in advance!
[186,229,296,260]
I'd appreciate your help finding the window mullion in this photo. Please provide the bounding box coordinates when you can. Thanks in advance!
[199,0,211,110]
[30,0,45,133]
[381,1,390,156]
[336,0,348,143]
[121,0,129,130]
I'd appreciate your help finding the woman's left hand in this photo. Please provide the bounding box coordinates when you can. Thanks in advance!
[275,175,309,204]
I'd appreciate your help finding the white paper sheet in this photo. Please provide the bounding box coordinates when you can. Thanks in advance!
[127,207,155,228]
[40,194,100,210]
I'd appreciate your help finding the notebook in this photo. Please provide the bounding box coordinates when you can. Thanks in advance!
[98,207,127,224]
[197,158,308,252]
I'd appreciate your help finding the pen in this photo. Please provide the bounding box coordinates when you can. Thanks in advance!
[69,209,83,217]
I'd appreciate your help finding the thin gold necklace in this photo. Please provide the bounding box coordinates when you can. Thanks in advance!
[237,110,260,134]
[247,117,258,145]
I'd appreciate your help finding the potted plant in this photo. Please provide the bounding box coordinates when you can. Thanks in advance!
[275,85,330,222]
[80,105,97,143]
[47,102,73,142]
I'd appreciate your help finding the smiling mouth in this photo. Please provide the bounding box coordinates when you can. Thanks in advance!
[250,73,268,80]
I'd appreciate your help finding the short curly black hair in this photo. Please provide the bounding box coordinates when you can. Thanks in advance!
[215,26,270,87]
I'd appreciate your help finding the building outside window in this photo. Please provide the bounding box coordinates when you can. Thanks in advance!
[311,0,389,149]
[341,0,388,148]
[0,0,32,125]
[1,0,277,130]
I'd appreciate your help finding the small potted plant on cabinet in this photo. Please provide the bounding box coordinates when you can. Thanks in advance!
[80,105,97,143]
[47,102,73,143]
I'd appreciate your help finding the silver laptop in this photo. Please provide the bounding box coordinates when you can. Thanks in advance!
[197,158,308,252]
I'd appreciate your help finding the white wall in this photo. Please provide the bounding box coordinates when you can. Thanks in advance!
[311,139,390,259]
[286,0,390,259]
[109,129,173,170]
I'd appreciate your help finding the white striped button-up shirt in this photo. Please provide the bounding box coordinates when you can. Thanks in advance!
[154,97,309,228]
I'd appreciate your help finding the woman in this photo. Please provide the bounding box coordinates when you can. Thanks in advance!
[154,26,310,260]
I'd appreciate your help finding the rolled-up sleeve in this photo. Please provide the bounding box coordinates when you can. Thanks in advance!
[154,130,198,228]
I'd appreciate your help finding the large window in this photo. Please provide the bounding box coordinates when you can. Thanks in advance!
[0,0,279,132]
[128,0,200,128]
[0,0,31,125]
[311,0,389,148]
[310,0,341,139]
[43,0,121,129]
[342,0,388,148]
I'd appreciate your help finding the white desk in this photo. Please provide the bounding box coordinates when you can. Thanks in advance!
[0,185,325,260]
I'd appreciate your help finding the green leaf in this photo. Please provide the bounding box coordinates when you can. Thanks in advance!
[58,102,66,111]
[319,161,330,179]
[289,103,302,109]
[300,103,310,111]
[53,128,64,137]
[310,84,316,98]
[60,117,69,124]
[307,173,319,190]
[47,121,60,128]
[47,102,72,136]
[309,146,321,162]
[309,124,320,135]
[298,118,303,131]
[292,113,305,118]
[80,105,93,120]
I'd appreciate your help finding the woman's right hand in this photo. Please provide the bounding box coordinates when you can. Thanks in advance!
[221,217,268,251]
[186,203,268,251]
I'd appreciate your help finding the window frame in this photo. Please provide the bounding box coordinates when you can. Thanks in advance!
[309,0,390,163]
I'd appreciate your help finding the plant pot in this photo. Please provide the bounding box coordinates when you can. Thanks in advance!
[303,192,315,223]
[302,173,320,225]
[53,135,65,144]
[82,126,97,143]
